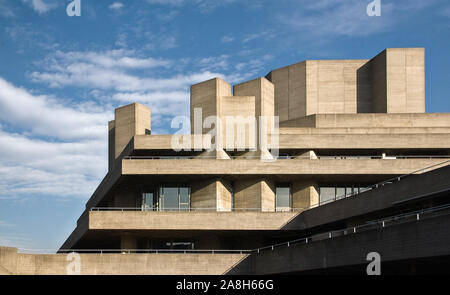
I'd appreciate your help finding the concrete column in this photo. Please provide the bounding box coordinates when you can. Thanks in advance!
[296,150,318,160]
[234,178,275,212]
[108,120,115,171]
[190,78,232,135]
[191,179,232,211]
[292,181,319,211]
[114,103,151,159]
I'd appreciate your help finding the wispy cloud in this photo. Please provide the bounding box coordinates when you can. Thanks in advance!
[278,0,393,37]
[278,0,442,38]
[221,35,234,43]
[109,2,124,11]
[22,0,58,14]
[146,0,237,13]
[0,78,109,200]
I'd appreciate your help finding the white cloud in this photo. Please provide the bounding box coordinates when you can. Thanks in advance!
[278,0,394,37]
[22,0,58,14]
[30,50,223,93]
[0,78,109,200]
[242,30,276,43]
[0,78,110,141]
[146,0,237,13]
[278,0,441,38]
[221,36,234,43]
[109,2,124,10]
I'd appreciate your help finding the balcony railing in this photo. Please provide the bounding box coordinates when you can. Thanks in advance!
[123,155,450,160]
[91,159,450,212]
[25,203,450,255]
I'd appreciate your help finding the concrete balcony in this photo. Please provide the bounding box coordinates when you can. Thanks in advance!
[276,133,450,149]
[0,246,247,275]
[121,158,447,176]
[88,211,299,231]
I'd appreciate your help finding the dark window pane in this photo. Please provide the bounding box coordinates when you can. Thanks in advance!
[276,187,291,211]
[179,187,190,204]
[320,187,335,204]
[162,187,179,211]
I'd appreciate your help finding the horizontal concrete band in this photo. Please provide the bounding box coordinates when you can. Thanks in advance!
[276,133,450,149]
[278,127,450,135]
[0,247,247,275]
[132,133,450,150]
[122,159,446,175]
[89,211,299,231]
[134,134,212,150]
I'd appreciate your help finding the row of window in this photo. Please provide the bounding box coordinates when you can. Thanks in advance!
[141,185,367,211]
[319,186,369,205]
[141,185,293,211]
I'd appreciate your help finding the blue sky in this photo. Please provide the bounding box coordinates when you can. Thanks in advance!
[0,0,449,251]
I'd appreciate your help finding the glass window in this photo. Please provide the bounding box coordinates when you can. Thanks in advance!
[179,187,190,211]
[320,187,336,204]
[161,187,179,211]
[276,186,291,212]
[336,187,345,200]
[142,192,154,211]
[159,187,190,211]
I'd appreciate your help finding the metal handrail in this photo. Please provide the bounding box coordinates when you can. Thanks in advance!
[253,203,450,253]
[20,203,450,255]
[90,207,306,212]
[123,155,450,160]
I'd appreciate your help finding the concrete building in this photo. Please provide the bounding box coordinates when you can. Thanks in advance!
[1,47,450,275]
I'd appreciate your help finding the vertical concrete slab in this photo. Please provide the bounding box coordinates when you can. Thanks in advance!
[190,78,232,134]
[108,120,115,171]
[191,179,232,211]
[292,181,319,210]
[114,103,151,159]
[234,179,275,211]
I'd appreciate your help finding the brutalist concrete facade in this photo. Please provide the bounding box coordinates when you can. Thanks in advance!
[1,48,449,275]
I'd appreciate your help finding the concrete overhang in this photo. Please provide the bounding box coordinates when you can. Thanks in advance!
[133,134,212,151]
[89,211,299,231]
[274,133,450,149]
[121,158,447,176]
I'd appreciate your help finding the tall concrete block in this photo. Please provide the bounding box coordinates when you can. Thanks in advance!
[218,95,256,151]
[366,48,425,113]
[108,120,115,171]
[234,78,276,151]
[267,48,425,119]
[190,78,232,134]
[114,103,151,159]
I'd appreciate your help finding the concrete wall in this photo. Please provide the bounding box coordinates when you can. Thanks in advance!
[108,120,115,171]
[234,179,275,211]
[266,48,425,121]
[368,48,425,113]
[122,158,448,176]
[0,247,247,275]
[234,77,276,137]
[89,211,299,230]
[218,95,256,150]
[114,103,151,159]
[280,113,450,128]
[191,179,232,211]
[292,181,319,210]
[190,78,232,134]
[229,213,450,275]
